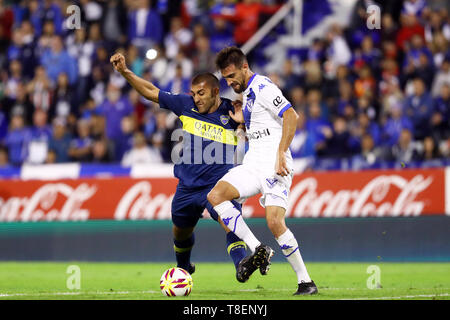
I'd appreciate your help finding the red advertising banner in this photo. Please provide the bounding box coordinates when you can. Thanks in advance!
[0,168,447,221]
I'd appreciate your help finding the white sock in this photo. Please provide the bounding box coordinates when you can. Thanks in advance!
[214,201,260,253]
[276,229,311,283]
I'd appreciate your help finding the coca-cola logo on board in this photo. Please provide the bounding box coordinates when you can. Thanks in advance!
[114,181,173,220]
[0,183,97,221]
[285,174,433,217]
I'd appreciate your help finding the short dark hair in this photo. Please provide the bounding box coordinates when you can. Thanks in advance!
[191,72,220,89]
[215,46,247,70]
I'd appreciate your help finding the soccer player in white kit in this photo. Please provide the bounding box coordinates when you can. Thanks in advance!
[207,47,318,295]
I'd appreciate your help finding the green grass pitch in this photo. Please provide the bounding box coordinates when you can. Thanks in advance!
[0,262,449,300]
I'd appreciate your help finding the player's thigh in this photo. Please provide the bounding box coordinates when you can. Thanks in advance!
[171,187,203,231]
[259,172,293,211]
[213,165,261,203]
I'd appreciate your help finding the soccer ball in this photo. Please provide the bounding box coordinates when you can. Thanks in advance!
[159,267,193,297]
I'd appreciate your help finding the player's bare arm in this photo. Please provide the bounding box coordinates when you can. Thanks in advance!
[276,108,299,176]
[110,53,160,103]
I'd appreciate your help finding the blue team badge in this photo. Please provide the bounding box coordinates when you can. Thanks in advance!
[220,115,230,125]
[266,178,278,188]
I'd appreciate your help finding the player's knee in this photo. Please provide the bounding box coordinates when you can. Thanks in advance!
[266,215,285,235]
[207,188,222,207]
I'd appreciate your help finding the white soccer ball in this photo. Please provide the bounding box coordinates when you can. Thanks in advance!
[159,267,193,297]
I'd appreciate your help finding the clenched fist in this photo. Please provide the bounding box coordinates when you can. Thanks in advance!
[110,53,127,73]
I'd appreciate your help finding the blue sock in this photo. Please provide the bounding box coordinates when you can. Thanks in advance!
[173,234,195,271]
[226,231,247,269]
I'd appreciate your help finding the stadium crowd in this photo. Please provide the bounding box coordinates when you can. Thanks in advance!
[0,0,449,168]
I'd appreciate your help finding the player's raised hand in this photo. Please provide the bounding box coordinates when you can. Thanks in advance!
[275,149,289,177]
[229,100,245,124]
[110,53,127,73]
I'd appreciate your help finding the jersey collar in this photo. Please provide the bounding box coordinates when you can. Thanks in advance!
[245,73,257,92]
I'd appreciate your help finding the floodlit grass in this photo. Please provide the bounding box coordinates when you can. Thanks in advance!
[0,262,449,300]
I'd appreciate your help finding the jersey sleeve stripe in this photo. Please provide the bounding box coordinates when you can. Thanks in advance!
[278,103,292,117]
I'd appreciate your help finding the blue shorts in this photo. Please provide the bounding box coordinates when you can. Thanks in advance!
[171,183,242,228]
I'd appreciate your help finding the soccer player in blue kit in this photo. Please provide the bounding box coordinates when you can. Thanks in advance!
[110,53,269,282]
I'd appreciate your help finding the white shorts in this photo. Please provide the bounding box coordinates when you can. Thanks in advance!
[219,164,293,210]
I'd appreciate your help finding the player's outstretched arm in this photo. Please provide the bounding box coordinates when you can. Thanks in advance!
[110,53,160,103]
[276,108,299,176]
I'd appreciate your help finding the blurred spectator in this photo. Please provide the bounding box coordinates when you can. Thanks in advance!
[0,104,7,143]
[402,34,435,86]
[306,89,329,121]
[66,27,95,105]
[307,38,325,63]
[209,16,235,53]
[430,83,450,142]
[324,24,352,77]
[150,110,175,162]
[320,116,353,158]
[304,103,332,156]
[350,112,382,151]
[101,0,128,46]
[279,59,302,96]
[336,80,356,117]
[354,65,376,99]
[381,13,399,43]
[164,64,190,94]
[216,0,281,47]
[0,0,14,50]
[50,72,76,120]
[388,128,421,163]
[351,134,383,166]
[45,148,56,164]
[0,145,8,166]
[40,35,78,85]
[404,77,434,139]
[91,138,113,163]
[417,136,442,161]
[37,19,56,54]
[303,60,323,92]
[396,13,425,51]
[164,16,193,60]
[127,0,163,53]
[26,65,52,112]
[48,117,71,163]
[192,35,215,75]
[4,59,22,100]
[4,112,29,165]
[356,96,377,121]
[115,115,135,162]
[381,103,414,147]
[96,83,134,142]
[26,108,52,164]
[289,86,306,113]
[431,57,450,96]
[290,113,316,159]
[127,44,145,77]
[121,131,163,166]
[68,118,92,162]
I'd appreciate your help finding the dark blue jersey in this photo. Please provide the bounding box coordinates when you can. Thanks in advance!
[158,91,239,188]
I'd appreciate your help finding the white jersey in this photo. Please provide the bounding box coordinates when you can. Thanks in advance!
[241,74,293,173]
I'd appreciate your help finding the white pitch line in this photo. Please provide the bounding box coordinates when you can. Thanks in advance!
[342,293,450,300]
[0,290,158,298]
